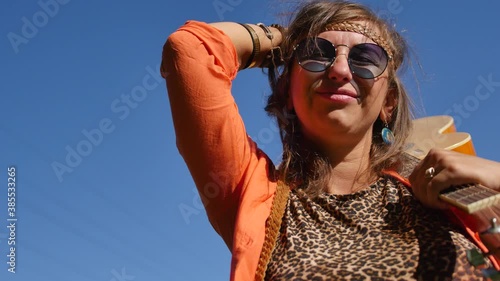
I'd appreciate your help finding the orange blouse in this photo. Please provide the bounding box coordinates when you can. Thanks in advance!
[161,20,277,281]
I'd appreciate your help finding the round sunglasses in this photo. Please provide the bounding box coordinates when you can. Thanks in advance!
[294,37,391,79]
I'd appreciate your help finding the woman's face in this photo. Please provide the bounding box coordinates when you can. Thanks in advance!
[289,28,394,150]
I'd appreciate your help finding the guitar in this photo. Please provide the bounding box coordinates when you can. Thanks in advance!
[403,115,500,271]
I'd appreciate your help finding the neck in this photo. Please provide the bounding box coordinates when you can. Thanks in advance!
[314,130,377,195]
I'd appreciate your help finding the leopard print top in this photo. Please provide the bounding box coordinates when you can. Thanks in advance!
[264,176,485,280]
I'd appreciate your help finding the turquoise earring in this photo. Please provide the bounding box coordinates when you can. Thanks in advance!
[381,121,394,145]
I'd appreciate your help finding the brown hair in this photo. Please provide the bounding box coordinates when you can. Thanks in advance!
[265,0,413,196]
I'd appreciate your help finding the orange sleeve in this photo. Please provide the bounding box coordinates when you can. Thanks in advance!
[161,21,275,249]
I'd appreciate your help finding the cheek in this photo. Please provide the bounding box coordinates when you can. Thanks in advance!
[290,64,308,89]
[288,65,321,106]
[367,85,391,117]
[360,78,389,102]
[373,81,390,103]
[288,67,305,108]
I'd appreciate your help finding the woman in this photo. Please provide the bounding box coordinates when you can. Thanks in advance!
[162,0,500,280]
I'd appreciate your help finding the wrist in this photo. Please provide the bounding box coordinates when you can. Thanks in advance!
[237,23,260,69]
[260,24,285,68]
[238,23,285,69]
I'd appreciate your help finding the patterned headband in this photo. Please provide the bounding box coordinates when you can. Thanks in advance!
[324,22,393,59]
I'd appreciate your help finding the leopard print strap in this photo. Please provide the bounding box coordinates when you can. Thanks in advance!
[255,181,290,281]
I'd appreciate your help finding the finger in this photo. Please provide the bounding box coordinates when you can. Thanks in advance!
[409,155,437,201]
[409,148,441,184]
[409,159,449,209]
[423,173,450,210]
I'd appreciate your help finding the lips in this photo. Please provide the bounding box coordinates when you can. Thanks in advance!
[316,89,359,103]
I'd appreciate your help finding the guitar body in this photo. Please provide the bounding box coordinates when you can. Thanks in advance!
[405,115,475,158]
[404,115,500,268]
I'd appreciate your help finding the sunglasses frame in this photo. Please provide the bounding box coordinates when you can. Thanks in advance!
[294,37,391,79]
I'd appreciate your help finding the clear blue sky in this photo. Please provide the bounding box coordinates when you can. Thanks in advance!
[1,1,500,280]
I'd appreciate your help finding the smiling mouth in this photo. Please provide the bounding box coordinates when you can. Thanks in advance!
[317,89,358,98]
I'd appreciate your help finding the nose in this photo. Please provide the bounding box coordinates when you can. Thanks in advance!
[327,48,352,82]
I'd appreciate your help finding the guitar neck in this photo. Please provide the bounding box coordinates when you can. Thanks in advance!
[439,183,500,214]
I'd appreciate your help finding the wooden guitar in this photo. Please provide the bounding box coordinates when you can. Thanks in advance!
[403,115,500,271]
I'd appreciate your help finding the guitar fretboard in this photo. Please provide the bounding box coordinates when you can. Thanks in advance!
[439,183,500,214]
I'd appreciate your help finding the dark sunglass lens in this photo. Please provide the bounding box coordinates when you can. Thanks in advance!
[349,43,388,78]
[297,38,335,72]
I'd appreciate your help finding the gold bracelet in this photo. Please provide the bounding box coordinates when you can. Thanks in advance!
[238,23,260,69]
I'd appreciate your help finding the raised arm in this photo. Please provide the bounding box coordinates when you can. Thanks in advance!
[161,21,282,247]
